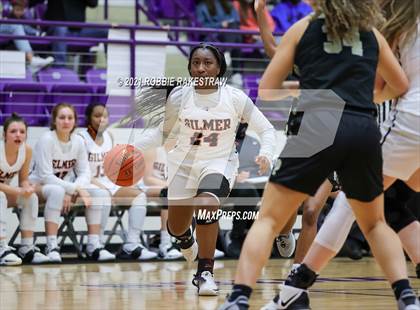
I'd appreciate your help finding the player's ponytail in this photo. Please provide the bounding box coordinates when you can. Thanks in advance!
[314,0,384,42]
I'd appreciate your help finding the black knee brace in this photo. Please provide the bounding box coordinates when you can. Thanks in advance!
[384,181,417,233]
[159,187,168,210]
[166,222,194,249]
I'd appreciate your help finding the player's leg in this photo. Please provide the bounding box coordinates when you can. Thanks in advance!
[220,182,307,308]
[275,212,297,258]
[40,184,66,262]
[167,200,196,262]
[113,187,157,260]
[83,186,115,261]
[155,188,182,259]
[294,179,332,262]
[192,173,231,296]
[349,196,419,309]
[0,191,22,265]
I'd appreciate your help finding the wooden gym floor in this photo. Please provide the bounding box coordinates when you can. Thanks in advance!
[0,258,418,309]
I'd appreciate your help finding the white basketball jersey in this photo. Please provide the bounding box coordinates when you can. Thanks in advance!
[0,141,25,185]
[32,131,81,182]
[79,130,113,178]
[152,146,167,180]
[397,23,420,116]
[173,86,239,161]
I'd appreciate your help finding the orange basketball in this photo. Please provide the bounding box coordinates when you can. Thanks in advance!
[103,144,145,187]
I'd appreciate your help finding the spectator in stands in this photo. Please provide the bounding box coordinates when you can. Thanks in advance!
[79,102,157,261]
[271,0,312,34]
[0,1,54,72]
[232,0,275,44]
[226,123,267,258]
[0,113,50,265]
[37,0,108,66]
[195,0,243,87]
[29,103,115,262]
[9,0,39,36]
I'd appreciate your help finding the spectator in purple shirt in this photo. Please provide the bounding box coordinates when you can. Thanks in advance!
[271,0,312,34]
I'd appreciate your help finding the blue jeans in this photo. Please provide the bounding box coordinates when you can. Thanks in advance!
[0,23,32,52]
[51,26,108,66]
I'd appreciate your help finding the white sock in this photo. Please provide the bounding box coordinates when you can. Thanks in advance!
[21,237,33,247]
[160,230,170,245]
[47,235,58,250]
[87,234,100,254]
[0,238,6,248]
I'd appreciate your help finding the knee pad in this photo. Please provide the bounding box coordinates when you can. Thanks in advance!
[0,192,7,239]
[160,188,168,210]
[17,193,38,231]
[196,208,220,225]
[128,193,147,231]
[197,173,231,203]
[315,191,355,253]
[385,197,417,233]
[42,184,65,224]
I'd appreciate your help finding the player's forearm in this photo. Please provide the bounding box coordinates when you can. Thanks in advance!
[374,84,403,104]
[256,10,277,58]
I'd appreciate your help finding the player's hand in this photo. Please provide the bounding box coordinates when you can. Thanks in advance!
[254,0,267,13]
[255,155,270,175]
[19,185,35,198]
[77,188,92,209]
[236,171,250,183]
[62,194,72,214]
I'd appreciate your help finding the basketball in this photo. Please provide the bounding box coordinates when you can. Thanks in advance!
[103,144,145,187]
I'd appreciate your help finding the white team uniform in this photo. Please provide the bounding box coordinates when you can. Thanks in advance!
[136,85,276,200]
[78,130,120,195]
[152,146,168,181]
[381,23,420,180]
[30,131,91,193]
[0,141,25,185]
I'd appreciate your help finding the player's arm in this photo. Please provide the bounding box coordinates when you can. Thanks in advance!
[18,145,36,198]
[373,28,409,103]
[255,0,277,58]
[258,16,309,101]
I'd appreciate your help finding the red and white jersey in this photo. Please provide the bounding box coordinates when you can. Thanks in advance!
[0,140,25,185]
[30,130,91,195]
[172,85,239,161]
[136,85,276,166]
[78,130,113,179]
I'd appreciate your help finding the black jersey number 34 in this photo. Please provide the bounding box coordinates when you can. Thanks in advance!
[322,25,364,56]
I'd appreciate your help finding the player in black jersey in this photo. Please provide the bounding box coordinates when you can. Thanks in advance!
[219,0,419,309]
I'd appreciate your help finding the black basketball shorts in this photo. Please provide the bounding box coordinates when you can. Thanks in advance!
[270,111,383,202]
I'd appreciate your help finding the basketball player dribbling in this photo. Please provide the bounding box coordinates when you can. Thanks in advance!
[135,43,276,295]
